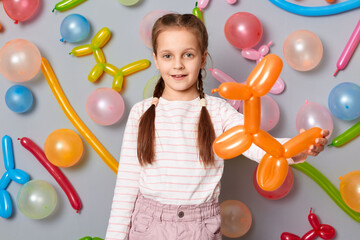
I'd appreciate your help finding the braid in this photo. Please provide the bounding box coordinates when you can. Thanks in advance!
[197,70,216,167]
[137,77,165,166]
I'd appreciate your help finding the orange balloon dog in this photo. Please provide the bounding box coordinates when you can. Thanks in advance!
[212,54,322,191]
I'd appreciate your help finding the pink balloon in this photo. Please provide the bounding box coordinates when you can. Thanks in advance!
[253,166,294,200]
[3,0,39,23]
[261,95,280,132]
[86,88,125,126]
[0,39,41,82]
[296,100,333,137]
[224,12,263,49]
[139,10,172,49]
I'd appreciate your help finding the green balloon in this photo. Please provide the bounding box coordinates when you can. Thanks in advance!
[291,162,360,222]
[17,180,57,219]
[143,75,161,100]
[118,0,140,6]
[329,120,360,147]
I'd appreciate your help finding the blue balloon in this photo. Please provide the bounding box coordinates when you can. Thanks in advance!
[328,82,360,121]
[5,85,34,113]
[0,190,12,218]
[60,14,90,43]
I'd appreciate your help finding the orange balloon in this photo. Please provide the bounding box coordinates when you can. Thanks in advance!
[44,129,83,167]
[220,200,252,238]
[244,96,261,134]
[252,129,284,157]
[340,170,360,212]
[213,126,252,159]
[246,54,283,97]
[283,127,322,158]
[256,153,288,191]
[212,82,252,100]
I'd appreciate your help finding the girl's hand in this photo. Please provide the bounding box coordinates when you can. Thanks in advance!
[291,129,330,163]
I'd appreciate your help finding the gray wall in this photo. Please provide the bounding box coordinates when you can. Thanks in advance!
[0,0,359,239]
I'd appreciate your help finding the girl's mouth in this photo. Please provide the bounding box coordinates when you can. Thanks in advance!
[171,74,187,80]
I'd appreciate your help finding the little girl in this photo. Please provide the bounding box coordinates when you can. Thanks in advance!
[105,13,328,240]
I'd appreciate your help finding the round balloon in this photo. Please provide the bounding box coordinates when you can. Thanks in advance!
[5,85,34,113]
[143,75,161,99]
[283,30,323,71]
[118,0,140,6]
[60,14,90,43]
[220,200,252,238]
[17,180,57,219]
[0,39,41,82]
[44,129,83,167]
[139,10,172,48]
[261,95,280,132]
[340,170,360,212]
[86,88,125,126]
[3,0,39,23]
[253,166,293,200]
[224,12,263,49]
[296,100,333,137]
[328,82,360,121]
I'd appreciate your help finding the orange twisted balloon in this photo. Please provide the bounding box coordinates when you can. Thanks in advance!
[212,54,322,191]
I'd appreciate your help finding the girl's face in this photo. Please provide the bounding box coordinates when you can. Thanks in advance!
[153,28,207,101]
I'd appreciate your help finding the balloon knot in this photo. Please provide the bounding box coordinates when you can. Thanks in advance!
[339,176,343,180]
[14,21,18,24]
[69,52,72,55]
[211,88,219,93]
[17,138,20,141]
[60,38,64,42]
[52,8,55,13]
[310,208,313,214]
[208,68,213,72]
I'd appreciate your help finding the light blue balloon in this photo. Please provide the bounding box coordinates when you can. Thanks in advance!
[0,189,12,218]
[60,14,90,43]
[5,85,34,113]
[328,82,360,121]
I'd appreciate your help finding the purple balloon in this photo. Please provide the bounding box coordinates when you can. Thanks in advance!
[86,88,125,126]
[261,95,280,131]
[296,100,333,137]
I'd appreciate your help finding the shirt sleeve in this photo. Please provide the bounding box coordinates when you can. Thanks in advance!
[219,99,294,164]
[105,105,142,240]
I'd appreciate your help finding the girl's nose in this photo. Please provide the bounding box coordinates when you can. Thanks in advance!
[174,58,185,69]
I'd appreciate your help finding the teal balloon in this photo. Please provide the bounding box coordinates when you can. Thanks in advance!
[60,14,90,43]
[5,85,33,113]
[17,180,57,219]
[328,82,360,121]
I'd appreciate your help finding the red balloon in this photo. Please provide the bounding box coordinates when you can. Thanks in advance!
[224,12,263,49]
[308,212,321,230]
[318,224,336,239]
[19,137,82,212]
[301,230,317,240]
[3,0,39,23]
[253,166,294,200]
[281,232,301,240]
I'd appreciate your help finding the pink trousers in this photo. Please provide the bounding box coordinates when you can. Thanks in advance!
[128,193,222,240]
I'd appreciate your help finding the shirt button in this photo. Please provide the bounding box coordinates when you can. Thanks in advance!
[178,211,184,218]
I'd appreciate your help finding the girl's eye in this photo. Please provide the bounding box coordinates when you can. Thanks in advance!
[163,54,171,59]
[184,53,194,58]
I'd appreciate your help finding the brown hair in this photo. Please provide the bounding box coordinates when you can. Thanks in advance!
[137,13,216,167]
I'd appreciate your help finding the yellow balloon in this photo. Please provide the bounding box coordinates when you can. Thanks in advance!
[44,129,83,167]
[340,170,360,212]
[41,57,118,173]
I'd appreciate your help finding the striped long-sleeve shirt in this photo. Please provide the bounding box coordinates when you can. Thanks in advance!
[105,95,292,240]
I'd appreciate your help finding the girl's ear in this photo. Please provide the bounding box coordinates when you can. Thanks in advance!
[201,51,207,69]
[153,52,160,70]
